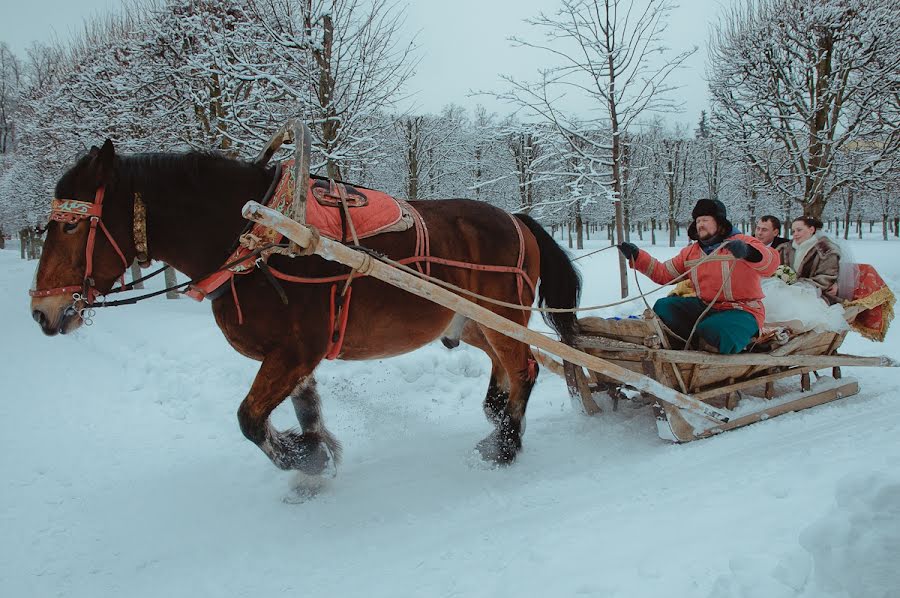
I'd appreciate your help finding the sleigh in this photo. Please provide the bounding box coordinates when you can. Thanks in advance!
[558,311,897,441]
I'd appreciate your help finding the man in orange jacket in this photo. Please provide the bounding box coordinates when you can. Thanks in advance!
[617,199,780,353]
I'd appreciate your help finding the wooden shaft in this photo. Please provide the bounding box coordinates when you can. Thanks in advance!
[654,350,895,368]
[242,201,731,424]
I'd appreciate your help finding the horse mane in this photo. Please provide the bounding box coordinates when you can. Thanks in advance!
[114,152,273,205]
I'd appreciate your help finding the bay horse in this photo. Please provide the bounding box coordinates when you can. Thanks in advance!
[30,140,580,474]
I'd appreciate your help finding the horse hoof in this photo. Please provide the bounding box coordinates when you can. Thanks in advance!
[475,433,518,465]
[441,336,459,349]
[296,441,337,477]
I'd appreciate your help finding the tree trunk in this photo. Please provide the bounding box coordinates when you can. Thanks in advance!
[129,261,144,290]
[651,217,657,245]
[843,188,852,241]
[857,215,862,239]
[883,214,889,241]
[575,212,584,250]
[567,221,573,249]
[668,217,677,247]
[164,266,179,300]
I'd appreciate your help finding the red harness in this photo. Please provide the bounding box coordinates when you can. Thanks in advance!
[185,167,536,360]
[29,187,129,304]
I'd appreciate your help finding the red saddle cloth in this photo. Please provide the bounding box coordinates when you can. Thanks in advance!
[256,159,404,244]
[305,177,404,241]
[185,160,406,301]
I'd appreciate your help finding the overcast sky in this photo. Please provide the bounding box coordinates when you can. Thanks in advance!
[1,0,733,127]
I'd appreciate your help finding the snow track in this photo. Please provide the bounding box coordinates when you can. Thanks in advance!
[3,240,899,597]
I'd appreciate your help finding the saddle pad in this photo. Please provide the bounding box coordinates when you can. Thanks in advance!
[305,178,407,242]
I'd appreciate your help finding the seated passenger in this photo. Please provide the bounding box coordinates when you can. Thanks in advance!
[778,216,841,304]
[754,215,790,249]
[617,198,780,354]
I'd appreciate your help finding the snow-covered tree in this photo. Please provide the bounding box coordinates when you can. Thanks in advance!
[496,0,696,295]
[246,0,418,179]
[0,43,21,155]
[708,0,900,218]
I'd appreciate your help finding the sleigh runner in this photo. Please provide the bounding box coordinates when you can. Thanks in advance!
[556,313,896,441]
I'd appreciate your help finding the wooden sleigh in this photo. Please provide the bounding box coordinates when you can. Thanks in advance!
[244,121,897,445]
[560,309,896,442]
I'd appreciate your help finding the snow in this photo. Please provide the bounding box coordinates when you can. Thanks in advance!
[3,233,900,597]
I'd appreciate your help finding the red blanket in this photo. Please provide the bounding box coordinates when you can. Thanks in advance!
[846,264,895,342]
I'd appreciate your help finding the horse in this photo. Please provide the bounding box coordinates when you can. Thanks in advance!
[29,139,581,475]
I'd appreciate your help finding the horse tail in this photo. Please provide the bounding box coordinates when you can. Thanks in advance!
[514,214,581,343]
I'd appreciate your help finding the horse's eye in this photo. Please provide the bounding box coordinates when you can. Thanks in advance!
[63,222,79,234]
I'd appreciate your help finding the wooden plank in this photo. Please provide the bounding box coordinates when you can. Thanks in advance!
[579,316,656,339]
[564,361,601,415]
[693,367,814,400]
[572,335,649,353]
[647,315,688,393]
[666,380,861,441]
[654,349,895,368]
[242,202,732,424]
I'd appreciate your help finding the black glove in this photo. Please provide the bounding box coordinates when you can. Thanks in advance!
[617,242,639,261]
[724,240,762,262]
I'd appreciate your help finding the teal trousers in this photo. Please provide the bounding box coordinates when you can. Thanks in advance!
[653,296,758,354]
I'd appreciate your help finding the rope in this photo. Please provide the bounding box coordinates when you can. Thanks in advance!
[350,240,738,316]
[629,240,740,348]
[572,244,618,261]
[345,239,739,316]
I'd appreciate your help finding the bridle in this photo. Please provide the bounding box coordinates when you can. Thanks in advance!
[28,185,285,320]
[29,187,131,306]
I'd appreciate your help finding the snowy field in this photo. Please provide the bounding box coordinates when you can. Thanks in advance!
[2,232,899,598]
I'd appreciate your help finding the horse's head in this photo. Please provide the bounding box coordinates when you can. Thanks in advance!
[30,139,137,336]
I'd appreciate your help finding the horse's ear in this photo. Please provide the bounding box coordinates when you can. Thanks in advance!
[89,139,116,184]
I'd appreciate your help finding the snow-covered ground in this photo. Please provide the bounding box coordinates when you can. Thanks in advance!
[3,232,899,598]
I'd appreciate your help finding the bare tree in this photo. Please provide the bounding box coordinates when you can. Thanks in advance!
[246,0,418,179]
[651,125,695,246]
[694,111,723,201]
[391,112,462,200]
[0,43,21,155]
[503,120,547,214]
[496,0,696,296]
[709,0,900,218]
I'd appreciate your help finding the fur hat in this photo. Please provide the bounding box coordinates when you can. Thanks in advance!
[692,198,727,222]
[688,198,733,241]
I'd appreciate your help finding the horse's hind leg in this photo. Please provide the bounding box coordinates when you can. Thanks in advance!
[474,323,539,465]
[461,322,509,424]
[288,376,342,475]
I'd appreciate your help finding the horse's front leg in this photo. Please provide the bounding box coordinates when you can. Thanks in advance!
[288,376,342,475]
[237,348,325,472]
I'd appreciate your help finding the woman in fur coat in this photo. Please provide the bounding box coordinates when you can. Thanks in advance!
[778,216,841,304]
